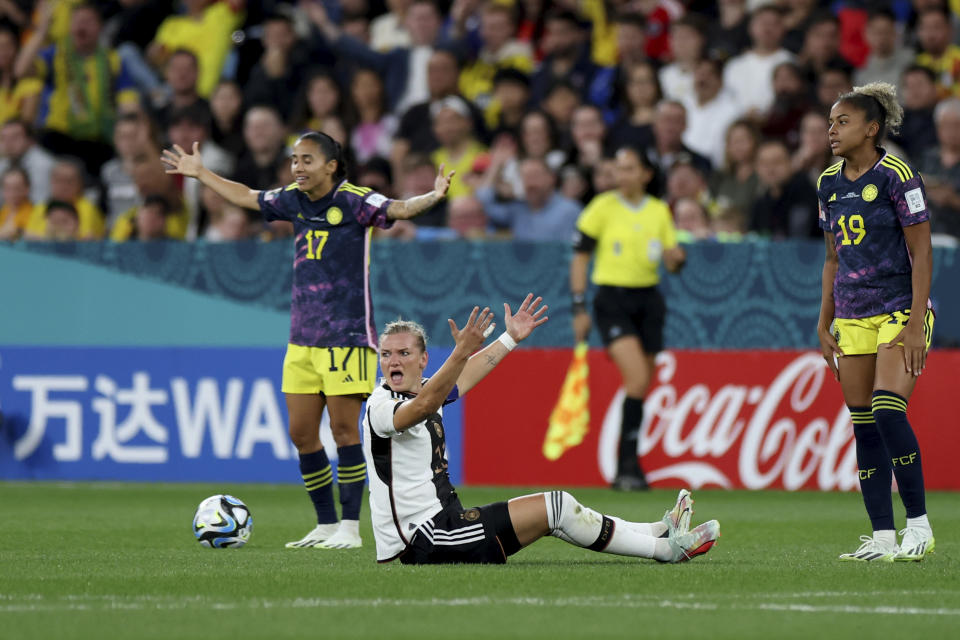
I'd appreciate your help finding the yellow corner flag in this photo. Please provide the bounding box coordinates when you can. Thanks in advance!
[543,342,590,461]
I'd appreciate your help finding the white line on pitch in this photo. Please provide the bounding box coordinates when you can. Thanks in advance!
[1,594,959,616]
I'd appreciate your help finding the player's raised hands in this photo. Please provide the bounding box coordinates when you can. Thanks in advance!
[448,306,493,354]
[504,293,548,343]
[434,163,457,198]
[161,142,204,178]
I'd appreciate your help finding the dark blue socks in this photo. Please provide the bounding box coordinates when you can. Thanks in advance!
[336,444,367,521]
[872,390,926,518]
[299,448,337,524]
[849,406,894,531]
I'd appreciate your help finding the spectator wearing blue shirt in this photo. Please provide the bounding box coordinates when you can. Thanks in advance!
[477,155,581,241]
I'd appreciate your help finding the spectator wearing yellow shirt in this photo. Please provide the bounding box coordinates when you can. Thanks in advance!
[914,7,960,98]
[0,166,32,240]
[147,0,244,98]
[15,3,140,175]
[0,25,41,124]
[43,200,81,242]
[110,194,176,242]
[429,96,486,199]
[577,0,618,67]
[453,2,533,113]
[23,158,104,240]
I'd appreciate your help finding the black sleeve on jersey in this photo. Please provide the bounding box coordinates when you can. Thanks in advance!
[573,230,597,253]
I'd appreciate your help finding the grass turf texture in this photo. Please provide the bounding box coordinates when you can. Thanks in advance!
[1,483,957,639]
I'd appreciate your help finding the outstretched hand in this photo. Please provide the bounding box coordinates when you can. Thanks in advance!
[434,163,457,198]
[449,306,494,354]
[161,142,204,178]
[504,293,549,343]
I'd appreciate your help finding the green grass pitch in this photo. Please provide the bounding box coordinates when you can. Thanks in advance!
[1,482,957,639]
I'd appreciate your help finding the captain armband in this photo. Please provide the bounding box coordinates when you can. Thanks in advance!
[572,231,597,253]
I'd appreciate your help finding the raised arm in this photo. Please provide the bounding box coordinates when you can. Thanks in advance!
[455,293,549,395]
[13,0,52,79]
[817,231,842,381]
[161,142,261,211]
[392,307,494,431]
[386,164,456,220]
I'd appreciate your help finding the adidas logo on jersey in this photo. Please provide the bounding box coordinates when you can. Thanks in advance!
[342,374,354,383]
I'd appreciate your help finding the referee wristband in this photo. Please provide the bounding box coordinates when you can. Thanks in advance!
[572,292,587,314]
[497,332,517,351]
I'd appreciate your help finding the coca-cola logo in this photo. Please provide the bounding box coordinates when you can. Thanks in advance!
[598,352,860,491]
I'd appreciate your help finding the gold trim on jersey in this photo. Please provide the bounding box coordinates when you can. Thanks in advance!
[817,161,843,189]
[881,154,914,182]
[338,182,372,197]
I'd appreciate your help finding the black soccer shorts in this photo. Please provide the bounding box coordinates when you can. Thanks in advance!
[593,285,666,352]
[400,501,522,565]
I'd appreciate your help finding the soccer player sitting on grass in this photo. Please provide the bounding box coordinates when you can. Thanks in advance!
[363,294,720,564]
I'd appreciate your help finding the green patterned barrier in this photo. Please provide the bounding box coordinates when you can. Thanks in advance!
[8,240,959,349]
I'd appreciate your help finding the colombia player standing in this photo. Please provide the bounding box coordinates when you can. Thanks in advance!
[816,83,936,562]
[162,133,454,549]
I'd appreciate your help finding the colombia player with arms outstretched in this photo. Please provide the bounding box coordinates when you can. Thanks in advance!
[162,133,454,549]
[817,83,936,562]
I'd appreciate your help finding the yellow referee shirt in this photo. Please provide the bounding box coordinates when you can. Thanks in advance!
[576,191,678,288]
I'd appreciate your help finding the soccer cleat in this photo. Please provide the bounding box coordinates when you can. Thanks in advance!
[318,520,362,549]
[837,535,898,562]
[895,527,935,562]
[661,489,694,537]
[667,519,719,563]
[285,523,339,548]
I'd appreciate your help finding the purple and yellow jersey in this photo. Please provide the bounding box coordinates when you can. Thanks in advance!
[817,150,929,319]
[258,181,394,348]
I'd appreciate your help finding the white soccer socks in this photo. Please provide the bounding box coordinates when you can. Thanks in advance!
[542,491,672,561]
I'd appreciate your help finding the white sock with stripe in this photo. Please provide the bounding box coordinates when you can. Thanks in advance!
[542,491,671,561]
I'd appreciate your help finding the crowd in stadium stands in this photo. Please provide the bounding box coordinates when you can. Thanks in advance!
[1,0,960,245]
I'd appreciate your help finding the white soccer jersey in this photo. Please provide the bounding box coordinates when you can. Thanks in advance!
[363,378,462,561]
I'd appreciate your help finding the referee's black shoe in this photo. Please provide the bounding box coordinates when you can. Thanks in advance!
[612,473,650,491]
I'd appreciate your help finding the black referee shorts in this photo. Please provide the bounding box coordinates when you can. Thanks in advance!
[593,285,666,352]
[400,502,522,565]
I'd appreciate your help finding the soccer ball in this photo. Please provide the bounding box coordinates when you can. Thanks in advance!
[192,494,253,548]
